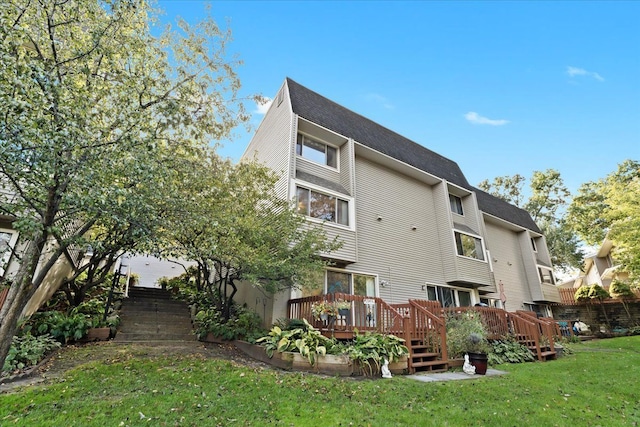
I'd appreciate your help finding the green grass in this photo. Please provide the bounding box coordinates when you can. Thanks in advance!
[1,337,639,426]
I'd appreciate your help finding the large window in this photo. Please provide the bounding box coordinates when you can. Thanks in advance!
[449,194,464,215]
[454,231,485,261]
[296,133,337,168]
[296,186,349,226]
[326,270,376,297]
[426,285,472,308]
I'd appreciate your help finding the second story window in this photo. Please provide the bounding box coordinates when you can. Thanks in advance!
[296,134,337,168]
[449,194,463,215]
[454,231,485,261]
[296,186,349,226]
[538,267,555,285]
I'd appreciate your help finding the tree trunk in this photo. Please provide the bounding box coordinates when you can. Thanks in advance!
[0,240,43,370]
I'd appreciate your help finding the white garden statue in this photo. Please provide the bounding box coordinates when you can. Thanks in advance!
[381,359,392,378]
[463,353,476,375]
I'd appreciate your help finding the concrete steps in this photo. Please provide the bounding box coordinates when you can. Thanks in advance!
[114,287,195,342]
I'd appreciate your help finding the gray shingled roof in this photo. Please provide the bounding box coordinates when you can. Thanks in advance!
[286,78,540,233]
[473,187,542,233]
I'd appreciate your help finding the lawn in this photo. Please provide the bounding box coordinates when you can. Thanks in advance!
[1,337,639,426]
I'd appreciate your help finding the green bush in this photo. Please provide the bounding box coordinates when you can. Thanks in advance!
[446,311,490,358]
[26,311,92,343]
[488,335,535,365]
[256,319,338,365]
[2,334,61,374]
[194,305,264,342]
[343,330,409,376]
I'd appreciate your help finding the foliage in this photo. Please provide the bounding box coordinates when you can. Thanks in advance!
[25,311,92,343]
[194,304,264,342]
[311,301,339,319]
[609,279,635,299]
[256,319,338,365]
[343,330,409,376]
[446,311,490,358]
[0,0,252,370]
[2,333,61,374]
[157,155,342,321]
[574,285,591,302]
[478,169,582,271]
[488,335,535,365]
[568,160,640,278]
[587,284,610,300]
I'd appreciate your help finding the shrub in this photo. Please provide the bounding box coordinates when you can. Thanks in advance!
[256,319,338,365]
[2,334,61,374]
[343,330,409,376]
[194,305,264,342]
[446,311,489,358]
[488,335,535,365]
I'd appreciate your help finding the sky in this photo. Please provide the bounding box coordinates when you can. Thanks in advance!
[157,0,639,195]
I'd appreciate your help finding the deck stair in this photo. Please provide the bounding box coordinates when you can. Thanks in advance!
[114,287,195,342]
[408,337,448,372]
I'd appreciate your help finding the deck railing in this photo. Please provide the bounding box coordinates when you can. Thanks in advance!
[558,286,640,305]
[408,299,448,361]
[506,312,542,359]
[443,306,510,339]
[287,293,407,337]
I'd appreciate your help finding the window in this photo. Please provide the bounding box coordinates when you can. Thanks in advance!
[296,186,349,226]
[449,194,463,215]
[531,238,538,252]
[296,133,337,168]
[0,230,18,276]
[454,231,485,261]
[426,285,473,307]
[538,267,555,285]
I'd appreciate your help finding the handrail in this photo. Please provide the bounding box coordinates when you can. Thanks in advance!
[507,311,542,360]
[408,299,448,362]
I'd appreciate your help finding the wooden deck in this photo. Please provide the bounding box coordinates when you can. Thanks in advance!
[288,294,562,373]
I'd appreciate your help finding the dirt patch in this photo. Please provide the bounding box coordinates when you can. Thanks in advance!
[0,340,271,393]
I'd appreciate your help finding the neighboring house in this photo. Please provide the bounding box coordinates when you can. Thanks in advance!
[564,236,628,289]
[239,78,561,325]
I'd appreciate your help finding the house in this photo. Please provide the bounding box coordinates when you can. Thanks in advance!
[238,78,560,325]
[0,186,79,317]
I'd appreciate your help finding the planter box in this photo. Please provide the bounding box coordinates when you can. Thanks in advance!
[84,327,111,342]
[234,341,354,376]
[200,333,232,344]
[389,355,408,375]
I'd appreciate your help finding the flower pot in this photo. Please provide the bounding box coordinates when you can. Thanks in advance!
[467,352,488,375]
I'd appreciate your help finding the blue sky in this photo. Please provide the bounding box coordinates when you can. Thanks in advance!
[158,1,639,194]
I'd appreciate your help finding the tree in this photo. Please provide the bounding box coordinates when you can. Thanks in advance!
[158,152,342,321]
[567,160,640,280]
[478,169,582,271]
[0,0,250,369]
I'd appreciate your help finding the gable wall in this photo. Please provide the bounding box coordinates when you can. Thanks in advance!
[483,221,533,311]
[242,84,294,199]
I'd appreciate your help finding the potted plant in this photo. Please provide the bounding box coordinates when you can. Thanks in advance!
[311,301,337,322]
[446,311,490,374]
[464,332,490,375]
[335,300,351,316]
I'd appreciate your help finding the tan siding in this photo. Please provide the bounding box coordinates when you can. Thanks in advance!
[296,157,342,188]
[434,183,458,283]
[242,84,294,198]
[339,140,354,195]
[349,157,446,302]
[483,222,533,312]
